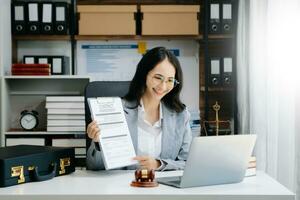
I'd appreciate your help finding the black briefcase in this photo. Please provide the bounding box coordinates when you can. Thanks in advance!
[0,145,75,187]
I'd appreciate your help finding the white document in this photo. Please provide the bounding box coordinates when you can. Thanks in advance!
[88,97,137,170]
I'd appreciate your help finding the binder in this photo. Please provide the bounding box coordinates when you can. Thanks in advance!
[222,57,233,86]
[209,58,221,86]
[27,2,40,34]
[11,1,27,35]
[52,56,69,75]
[222,2,233,33]
[41,2,53,34]
[54,2,69,35]
[209,1,220,34]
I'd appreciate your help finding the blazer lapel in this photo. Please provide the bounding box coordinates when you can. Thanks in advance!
[123,101,138,153]
[160,104,176,159]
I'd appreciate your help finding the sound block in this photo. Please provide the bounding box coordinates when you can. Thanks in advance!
[130,180,159,187]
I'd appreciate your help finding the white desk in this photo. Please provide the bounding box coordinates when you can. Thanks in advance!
[0,170,295,200]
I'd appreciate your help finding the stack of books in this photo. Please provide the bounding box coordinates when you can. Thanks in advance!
[46,96,85,132]
[246,156,257,177]
[12,63,50,75]
[189,110,201,137]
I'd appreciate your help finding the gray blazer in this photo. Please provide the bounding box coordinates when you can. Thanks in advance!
[86,99,192,171]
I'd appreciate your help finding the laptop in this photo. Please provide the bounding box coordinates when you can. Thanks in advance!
[157,135,256,188]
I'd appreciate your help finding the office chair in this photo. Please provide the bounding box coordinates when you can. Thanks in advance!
[84,81,131,169]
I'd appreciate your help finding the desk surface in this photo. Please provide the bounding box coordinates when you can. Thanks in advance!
[0,170,295,200]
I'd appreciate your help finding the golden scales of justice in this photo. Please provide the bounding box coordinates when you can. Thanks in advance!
[203,101,231,136]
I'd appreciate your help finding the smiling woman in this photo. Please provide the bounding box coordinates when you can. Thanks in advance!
[86,47,192,171]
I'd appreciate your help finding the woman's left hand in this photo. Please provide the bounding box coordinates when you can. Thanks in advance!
[133,156,161,170]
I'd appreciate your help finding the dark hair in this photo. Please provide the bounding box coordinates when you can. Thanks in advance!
[124,47,185,113]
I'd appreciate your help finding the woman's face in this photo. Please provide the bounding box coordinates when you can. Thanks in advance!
[144,58,176,101]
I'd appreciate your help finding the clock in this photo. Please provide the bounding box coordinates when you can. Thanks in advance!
[20,110,39,130]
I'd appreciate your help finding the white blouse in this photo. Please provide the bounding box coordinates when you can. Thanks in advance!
[137,100,162,159]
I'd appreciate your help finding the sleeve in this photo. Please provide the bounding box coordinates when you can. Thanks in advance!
[86,141,106,170]
[159,110,192,171]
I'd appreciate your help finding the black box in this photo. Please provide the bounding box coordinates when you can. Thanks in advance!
[0,145,75,187]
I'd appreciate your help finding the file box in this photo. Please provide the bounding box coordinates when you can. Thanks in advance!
[141,5,200,35]
[78,5,137,35]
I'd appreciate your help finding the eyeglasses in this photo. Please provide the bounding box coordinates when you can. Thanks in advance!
[151,74,180,88]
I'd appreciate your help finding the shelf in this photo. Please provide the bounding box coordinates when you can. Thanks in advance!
[5,129,85,135]
[77,0,201,5]
[9,91,82,96]
[208,34,234,40]
[75,35,203,41]
[4,75,91,79]
[12,35,71,41]
[200,86,234,92]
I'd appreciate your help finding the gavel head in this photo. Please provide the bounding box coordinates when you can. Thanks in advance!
[135,169,155,182]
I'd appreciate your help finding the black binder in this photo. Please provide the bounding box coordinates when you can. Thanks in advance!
[54,2,69,35]
[41,2,54,34]
[209,57,221,86]
[208,0,221,34]
[221,1,233,33]
[11,1,27,35]
[27,2,40,34]
[222,57,233,86]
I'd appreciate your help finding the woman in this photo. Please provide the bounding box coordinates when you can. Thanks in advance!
[86,47,192,171]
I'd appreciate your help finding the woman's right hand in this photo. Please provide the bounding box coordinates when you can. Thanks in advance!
[87,120,101,142]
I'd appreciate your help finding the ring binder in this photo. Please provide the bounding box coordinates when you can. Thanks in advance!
[11,2,27,35]
[27,2,40,34]
[223,57,233,86]
[222,2,233,33]
[41,2,53,34]
[209,57,221,86]
[54,2,69,35]
[209,1,220,34]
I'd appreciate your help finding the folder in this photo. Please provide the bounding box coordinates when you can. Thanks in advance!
[41,2,53,34]
[222,2,233,33]
[27,2,40,34]
[223,57,233,86]
[54,2,69,35]
[209,58,221,86]
[11,2,27,35]
[209,1,220,34]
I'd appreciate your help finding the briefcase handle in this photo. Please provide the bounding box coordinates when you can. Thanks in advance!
[30,163,57,182]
